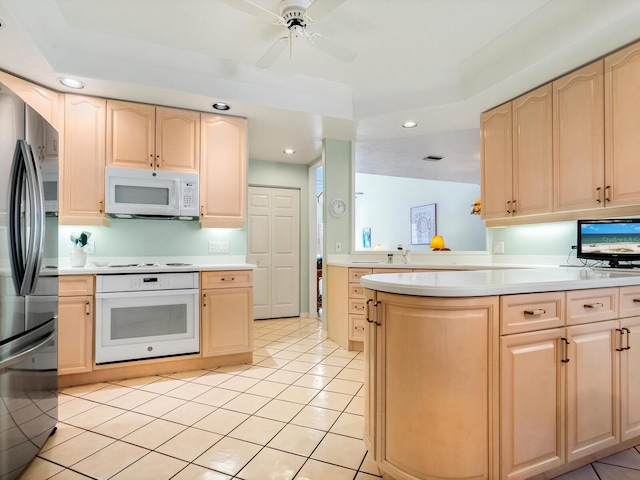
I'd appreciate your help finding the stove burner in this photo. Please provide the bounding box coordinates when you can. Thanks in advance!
[109,264,141,268]
[165,263,192,266]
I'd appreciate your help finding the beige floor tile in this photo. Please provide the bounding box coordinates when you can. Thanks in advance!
[355,473,383,480]
[222,392,271,414]
[238,447,306,480]
[156,427,223,462]
[310,432,367,470]
[192,371,235,387]
[345,395,365,416]
[140,377,188,394]
[331,349,359,359]
[280,360,317,374]
[172,463,232,480]
[228,416,286,445]
[252,338,271,347]
[597,447,640,469]
[306,364,342,378]
[92,410,154,439]
[217,375,261,392]
[295,458,356,480]
[164,381,212,401]
[359,450,380,476]
[63,404,124,430]
[121,418,186,450]
[57,397,98,421]
[320,356,352,368]
[284,343,314,353]
[293,374,332,390]
[72,440,148,478]
[132,394,186,417]
[59,382,110,397]
[194,436,262,476]
[56,393,77,405]
[18,457,64,479]
[106,388,159,410]
[81,384,132,404]
[214,364,252,374]
[113,375,163,387]
[330,412,364,439]
[291,405,340,431]
[265,370,304,385]
[592,462,640,480]
[309,390,353,411]
[50,469,94,479]
[161,400,217,426]
[165,369,210,380]
[295,353,326,364]
[254,399,305,422]
[271,349,304,360]
[347,359,365,370]
[276,385,320,404]
[111,451,188,480]
[267,424,326,457]
[238,366,278,380]
[194,408,249,435]
[39,431,114,467]
[323,378,363,396]
[552,465,599,479]
[335,367,365,382]
[257,357,292,369]
[193,386,241,407]
[40,423,85,451]
[246,380,290,398]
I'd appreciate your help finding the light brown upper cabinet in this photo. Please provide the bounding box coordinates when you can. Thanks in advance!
[481,85,553,219]
[61,95,107,225]
[200,114,247,228]
[106,100,200,172]
[604,41,640,207]
[0,71,61,130]
[553,61,605,212]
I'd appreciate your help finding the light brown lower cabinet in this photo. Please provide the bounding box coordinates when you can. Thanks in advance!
[58,276,95,375]
[201,271,253,356]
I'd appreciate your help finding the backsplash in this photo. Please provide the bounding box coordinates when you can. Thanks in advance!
[58,219,247,259]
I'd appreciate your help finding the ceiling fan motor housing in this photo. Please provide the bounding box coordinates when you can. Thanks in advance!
[281,0,312,28]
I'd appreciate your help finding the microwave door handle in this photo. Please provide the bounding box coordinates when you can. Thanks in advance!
[174,180,180,210]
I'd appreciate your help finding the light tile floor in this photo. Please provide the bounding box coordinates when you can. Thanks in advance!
[19,317,640,480]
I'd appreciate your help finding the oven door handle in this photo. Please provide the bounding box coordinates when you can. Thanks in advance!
[95,288,199,299]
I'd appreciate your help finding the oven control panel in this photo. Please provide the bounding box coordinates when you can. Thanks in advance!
[96,272,199,293]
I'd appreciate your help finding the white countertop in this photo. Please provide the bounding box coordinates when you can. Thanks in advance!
[360,267,640,297]
[60,263,255,275]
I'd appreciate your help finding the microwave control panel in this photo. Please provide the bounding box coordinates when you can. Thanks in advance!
[182,182,197,209]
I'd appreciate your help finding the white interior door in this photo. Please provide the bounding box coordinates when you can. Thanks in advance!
[248,186,300,319]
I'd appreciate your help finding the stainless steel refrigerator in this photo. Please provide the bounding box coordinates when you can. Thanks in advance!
[0,82,58,479]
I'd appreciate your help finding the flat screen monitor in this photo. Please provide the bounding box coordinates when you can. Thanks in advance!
[577,218,640,267]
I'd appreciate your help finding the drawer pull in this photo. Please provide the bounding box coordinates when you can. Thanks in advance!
[374,301,382,326]
[583,302,603,309]
[355,326,365,331]
[624,327,631,351]
[524,308,546,316]
[365,299,373,323]
[561,337,570,363]
[85,301,90,316]
[633,299,640,303]
[616,328,626,352]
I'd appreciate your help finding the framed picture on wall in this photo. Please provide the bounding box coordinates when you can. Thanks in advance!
[362,227,371,248]
[410,203,436,245]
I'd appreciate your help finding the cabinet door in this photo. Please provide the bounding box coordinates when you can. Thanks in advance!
[565,320,619,462]
[363,289,377,458]
[620,316,640,441]
[61,95,107,224]
[481,103,513,219]
[500,329,565,480]
[201,287,253,356]
[155,107,200,172]
[0,71,61,130]
[106,100,155,169]
[512,84,553,216]
[605,40,640,207]
[200,114,247,228]
[58,296,93,375]
[553,61,605,212]
[375,293,498,480]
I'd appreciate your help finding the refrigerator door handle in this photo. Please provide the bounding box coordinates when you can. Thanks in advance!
[0,329,55,370]
[23,142,45,295]
[8,140,28,295]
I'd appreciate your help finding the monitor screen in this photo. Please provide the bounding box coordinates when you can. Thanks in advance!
[577,219,640,267]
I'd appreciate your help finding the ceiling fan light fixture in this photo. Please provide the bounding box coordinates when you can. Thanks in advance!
[212,102,231,111]
[58,77,85,89]
[402,121,418,128]
[283,148,295,155]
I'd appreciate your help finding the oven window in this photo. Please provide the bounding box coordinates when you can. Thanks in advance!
[114,185,170,206]
[111,304,187,339]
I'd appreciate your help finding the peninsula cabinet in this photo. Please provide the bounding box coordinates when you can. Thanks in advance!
[200,270,253,356]
[106,100,200,172]
[61,94,107,225]
[58,276,95,375]
[199,114,247,228]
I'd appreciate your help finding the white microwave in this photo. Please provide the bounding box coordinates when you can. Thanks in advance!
[105,166,199,220]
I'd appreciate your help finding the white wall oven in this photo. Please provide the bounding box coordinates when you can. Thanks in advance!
[95,272,199,364]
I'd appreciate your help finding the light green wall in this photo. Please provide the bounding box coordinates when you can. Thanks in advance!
[247,159,310,313]
[488,221,576,256]
[322,139,352,254]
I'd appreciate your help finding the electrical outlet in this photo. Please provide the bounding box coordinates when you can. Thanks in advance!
[493,241,505,254]
[208,240,230,253]
[85,241,95,254]
[335,242,342,252]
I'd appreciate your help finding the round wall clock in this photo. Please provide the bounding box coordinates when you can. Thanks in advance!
[330,198,347,217]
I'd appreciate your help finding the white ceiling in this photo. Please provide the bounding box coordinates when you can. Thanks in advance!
[1,0,640,184]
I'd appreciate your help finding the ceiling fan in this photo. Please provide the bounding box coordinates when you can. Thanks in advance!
[220,0,357,68]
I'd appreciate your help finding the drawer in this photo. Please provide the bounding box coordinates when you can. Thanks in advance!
[349,315,366,341]
[620,285,640,318]
[500,292,564,335]
[59,275,94,296]
[349,298,366,315]
[349,268,372,283]
[349,284,365,299]
[201,270,253,289]
[566,288,618,325]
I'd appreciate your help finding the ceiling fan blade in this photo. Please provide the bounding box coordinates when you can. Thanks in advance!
[309,33,356,63]
[256,37,289,68]
[219,0,281,22]
[306,0,348,21]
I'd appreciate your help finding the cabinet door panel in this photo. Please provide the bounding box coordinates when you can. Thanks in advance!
[500,329,564,480]
[106,100,155,169]
[566,320,619,462]
[58,296,93,375]
[201,287,253,356]
[481,104,513,219]
[156,107,199,172]
[620,316,640,441]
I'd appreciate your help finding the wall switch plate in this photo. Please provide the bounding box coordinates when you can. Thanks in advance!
[85,241,95,254]
[493,241,505,254]
[209,240,230,253]
[335,242,342,252]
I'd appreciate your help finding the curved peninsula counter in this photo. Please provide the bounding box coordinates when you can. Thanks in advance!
[359,267,640,480]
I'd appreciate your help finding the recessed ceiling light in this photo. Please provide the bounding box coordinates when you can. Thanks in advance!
[212,102,231,111]
[402,121,418,128]
[58,77,85,89]
[283,148,295,155]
